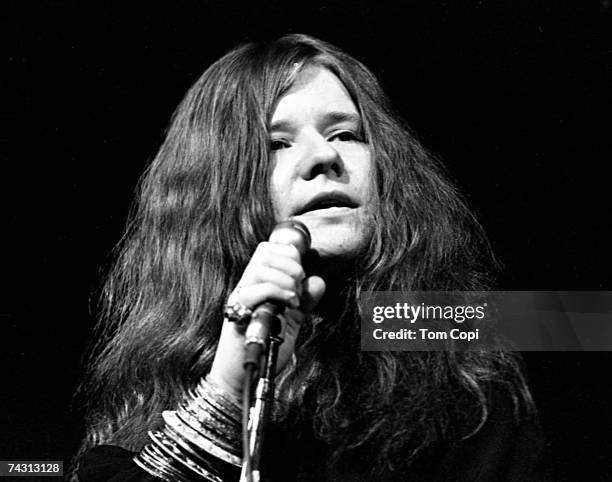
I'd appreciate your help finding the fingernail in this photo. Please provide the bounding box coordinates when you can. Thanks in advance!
[284,291,299,308]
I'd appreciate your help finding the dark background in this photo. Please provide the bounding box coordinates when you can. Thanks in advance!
[4,0,611,480]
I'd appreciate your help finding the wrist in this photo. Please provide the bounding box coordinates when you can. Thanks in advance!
[208,363,243,399]
[134,376,243,480]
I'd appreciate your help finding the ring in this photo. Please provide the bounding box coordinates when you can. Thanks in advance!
[223,298,253,326]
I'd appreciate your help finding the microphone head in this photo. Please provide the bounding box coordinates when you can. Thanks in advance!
[269,220,311,256]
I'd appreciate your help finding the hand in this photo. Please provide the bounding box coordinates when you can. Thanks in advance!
[209,241,326,398]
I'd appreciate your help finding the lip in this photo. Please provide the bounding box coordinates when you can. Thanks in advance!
[294,191,359,216]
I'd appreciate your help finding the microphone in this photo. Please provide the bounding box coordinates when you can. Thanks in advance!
[243,219,311,368]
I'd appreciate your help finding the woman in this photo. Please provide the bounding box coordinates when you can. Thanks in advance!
[73,34,546,481]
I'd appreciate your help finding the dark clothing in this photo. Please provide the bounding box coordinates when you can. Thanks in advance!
[78,389,549,482]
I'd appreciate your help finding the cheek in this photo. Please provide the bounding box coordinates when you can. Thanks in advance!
[354,151,374,200]
[270,164,291,219]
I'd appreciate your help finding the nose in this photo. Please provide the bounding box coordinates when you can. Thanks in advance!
[298,133,344,181]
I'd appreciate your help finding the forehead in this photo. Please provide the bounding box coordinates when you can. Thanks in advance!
[271,66,358,122]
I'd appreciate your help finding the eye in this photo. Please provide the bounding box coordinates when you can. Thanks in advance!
[330,131,363,143]
[270,139,291,151]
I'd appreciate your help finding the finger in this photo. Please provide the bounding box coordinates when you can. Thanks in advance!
[239,248,305,288]
[240,266,302,293]
[257,241,302,263]
[235,282,300,310]
[300,275,326,313]
[260,257,306,284]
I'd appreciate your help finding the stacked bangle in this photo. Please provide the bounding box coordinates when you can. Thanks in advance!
[134,375,242,481]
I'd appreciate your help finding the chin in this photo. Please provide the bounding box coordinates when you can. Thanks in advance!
[291,209,373,260]
[309,226,369,260]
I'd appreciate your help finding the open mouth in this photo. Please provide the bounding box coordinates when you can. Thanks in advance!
[294,191,358,216]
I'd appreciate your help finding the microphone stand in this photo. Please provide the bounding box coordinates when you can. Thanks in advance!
[249,334,282,477]
[241,309,283,482]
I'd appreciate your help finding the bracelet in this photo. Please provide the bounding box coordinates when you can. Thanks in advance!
[134,376,242,481]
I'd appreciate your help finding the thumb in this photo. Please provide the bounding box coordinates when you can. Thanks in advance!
[301,275,326,314]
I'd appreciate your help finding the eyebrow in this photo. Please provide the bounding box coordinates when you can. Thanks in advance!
[269,111,362,132]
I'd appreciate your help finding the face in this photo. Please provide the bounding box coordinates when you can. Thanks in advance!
[269,66,374,260]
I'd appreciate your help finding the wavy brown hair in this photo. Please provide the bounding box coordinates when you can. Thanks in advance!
[72,34,533,478]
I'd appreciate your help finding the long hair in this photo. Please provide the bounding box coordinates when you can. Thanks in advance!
[74,34,533,477]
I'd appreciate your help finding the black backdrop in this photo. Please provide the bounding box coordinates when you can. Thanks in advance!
[5,1,611,480]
